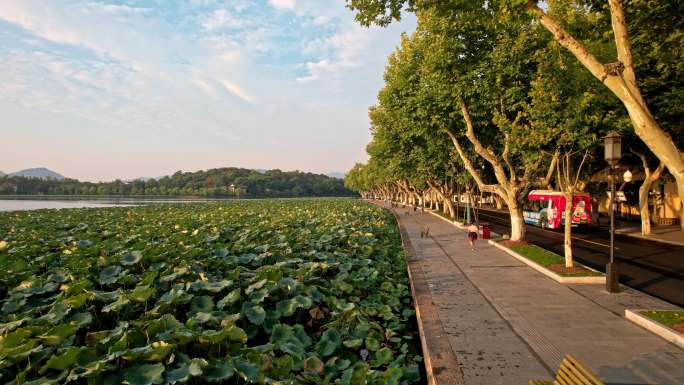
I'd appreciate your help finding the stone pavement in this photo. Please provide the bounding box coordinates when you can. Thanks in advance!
[376,201,684,385]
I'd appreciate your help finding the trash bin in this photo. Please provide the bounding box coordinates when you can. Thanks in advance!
[480,222,490,240]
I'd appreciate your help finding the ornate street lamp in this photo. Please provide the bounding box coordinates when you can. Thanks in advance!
[604,131,622,293]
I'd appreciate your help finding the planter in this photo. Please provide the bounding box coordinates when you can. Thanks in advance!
[625,309,684,349]
[488,240,606,284]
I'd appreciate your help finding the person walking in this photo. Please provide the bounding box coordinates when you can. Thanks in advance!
[466,223,479,250]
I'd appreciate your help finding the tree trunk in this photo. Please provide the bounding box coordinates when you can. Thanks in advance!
[507,201,526,242]
[444,196,455,218]
[493,195,504,209]
[634,154,665,235]
[680,200,684,231]
[563,192,574,268]
[639,184,652,235]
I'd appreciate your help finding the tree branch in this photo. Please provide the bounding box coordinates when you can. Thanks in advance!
[502,133,516,182]
[608,0,639,96]
[542,150,560,188]
[458,97,511,189]
[573,150,590,186]
[446,129,506,197]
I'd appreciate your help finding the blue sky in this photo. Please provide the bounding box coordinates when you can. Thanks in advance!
[0,0,415,181]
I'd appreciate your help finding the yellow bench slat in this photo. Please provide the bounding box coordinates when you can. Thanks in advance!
[531,354,605,385]
[565,355,604,385]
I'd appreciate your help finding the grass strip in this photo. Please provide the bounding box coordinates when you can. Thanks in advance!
[506,243,603,277]
[640,310,684,329]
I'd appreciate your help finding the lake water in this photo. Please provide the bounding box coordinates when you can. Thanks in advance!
[0,198,218,212]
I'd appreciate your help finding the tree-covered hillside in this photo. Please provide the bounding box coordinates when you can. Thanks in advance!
[0,168,355,198]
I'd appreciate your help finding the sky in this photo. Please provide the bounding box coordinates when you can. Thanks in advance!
[0,0,415,181]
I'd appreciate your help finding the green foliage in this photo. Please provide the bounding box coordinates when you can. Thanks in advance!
[0,199,421,384]
[346,0,683,196]
[0,168,355,198]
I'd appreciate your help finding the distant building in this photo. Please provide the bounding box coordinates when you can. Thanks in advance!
[593,169,681,225]
[229,184,247,195]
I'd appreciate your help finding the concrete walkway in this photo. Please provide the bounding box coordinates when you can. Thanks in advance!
[378,201,684,385]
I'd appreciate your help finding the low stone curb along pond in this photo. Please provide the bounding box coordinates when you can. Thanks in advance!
[0,199,423,384]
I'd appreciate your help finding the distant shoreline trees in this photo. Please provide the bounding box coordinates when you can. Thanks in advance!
[0,168,355,198]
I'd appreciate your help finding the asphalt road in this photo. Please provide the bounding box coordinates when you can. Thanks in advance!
[453,206,684,307]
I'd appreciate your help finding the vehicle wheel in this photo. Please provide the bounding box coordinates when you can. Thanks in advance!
[540,218,548,229]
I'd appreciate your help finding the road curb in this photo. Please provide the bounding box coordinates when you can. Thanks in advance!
[616,231,684,247]
[625,309,684,349]
[488,240,606,285]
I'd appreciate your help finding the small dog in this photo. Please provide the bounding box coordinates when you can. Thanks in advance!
[420,226,430,238]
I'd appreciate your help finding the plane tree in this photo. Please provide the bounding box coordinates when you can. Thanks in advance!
[522,4,630,266]
[347,0,684,229]
[412,4,559,241]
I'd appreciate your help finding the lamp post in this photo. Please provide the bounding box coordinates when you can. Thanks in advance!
[604,131,622,293]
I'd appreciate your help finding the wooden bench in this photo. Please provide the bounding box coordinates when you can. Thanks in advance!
[530,355,604,385]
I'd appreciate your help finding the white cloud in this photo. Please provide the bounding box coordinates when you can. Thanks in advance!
[219,79,255,102]
[297,27,370,82]
[313,15,329,26]
[192,78,216,97]
[202,9,247,30]
[217,50,241,62]
[86,3,148,15]
[268,0,296,11]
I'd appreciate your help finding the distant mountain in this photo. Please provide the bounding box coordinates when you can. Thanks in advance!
[326,172,345,180]
[0,171,5,177]
[8,167,65,180]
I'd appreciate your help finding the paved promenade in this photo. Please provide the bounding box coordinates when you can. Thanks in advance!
[377,201,684,385]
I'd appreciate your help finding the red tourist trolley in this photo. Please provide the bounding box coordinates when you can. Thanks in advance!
[523,190,592,229]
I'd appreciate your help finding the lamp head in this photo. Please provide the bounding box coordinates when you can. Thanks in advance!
[604,131,622,166]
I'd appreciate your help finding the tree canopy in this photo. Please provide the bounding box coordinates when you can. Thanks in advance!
[346,0,683,250]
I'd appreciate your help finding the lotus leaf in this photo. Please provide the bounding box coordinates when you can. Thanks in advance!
[40,346,82,372]
[99,266,123,285]
[303,356,324,374]
[316,329,341,357]
[165,358,208,384]
[124,363,165,385]
[0,199,422,383]
[244,305,266,325]
[216,288,240,309]
[190,296,214,313]
[129,286,156,303]
[121,251,143,265]
[203,359,235,382]
[159,288,193,305]
[234,357,259,382]
[245,279,267,295]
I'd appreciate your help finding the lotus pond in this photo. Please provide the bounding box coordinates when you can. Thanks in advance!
[0,199,422,384]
